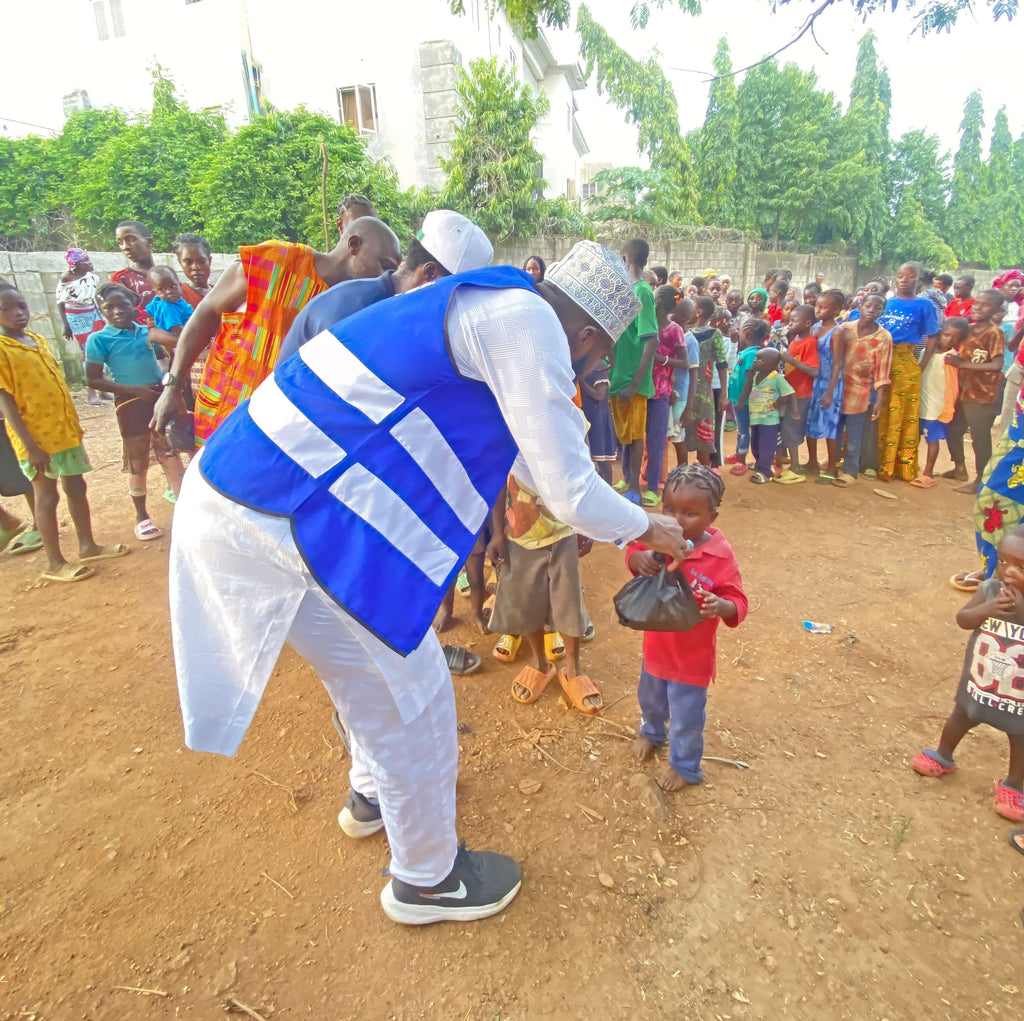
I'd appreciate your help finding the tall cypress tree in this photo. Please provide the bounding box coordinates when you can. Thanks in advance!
[696,38,740,226]
[842,31,891,260]
[946,91,988,263]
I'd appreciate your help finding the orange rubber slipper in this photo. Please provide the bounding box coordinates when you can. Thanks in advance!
[557,670,603,714]
[511,664,554,704]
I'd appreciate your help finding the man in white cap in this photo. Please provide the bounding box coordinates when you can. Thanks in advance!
[168,240,691,924]
[276,209,493,363]
[151,216,404,442]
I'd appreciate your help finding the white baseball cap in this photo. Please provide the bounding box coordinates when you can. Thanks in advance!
[417,210,493,274]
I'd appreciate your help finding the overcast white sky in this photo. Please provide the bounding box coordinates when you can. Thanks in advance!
[573,0,1022,166]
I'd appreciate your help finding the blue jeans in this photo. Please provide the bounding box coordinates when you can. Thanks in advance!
[637,664,707,784]
[645,397,671,493]
[840,410,868,477]
[734,404,750,458]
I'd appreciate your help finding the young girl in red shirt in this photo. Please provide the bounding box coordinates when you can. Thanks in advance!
[627,464,747,791]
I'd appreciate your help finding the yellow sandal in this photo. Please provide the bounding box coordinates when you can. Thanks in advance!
[493,634,521,663]
[544,631,565,661]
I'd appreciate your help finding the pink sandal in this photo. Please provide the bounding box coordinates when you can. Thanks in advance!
[994,780,1024,822]
[911,750,956,778]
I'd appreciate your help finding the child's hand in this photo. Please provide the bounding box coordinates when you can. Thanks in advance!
[133,385,160,402]
[628,549,661,577]
[25,441,50,473]
[996,583,1023,615]
[820,390,833,410]
[694,585,725,619]
[485,533,507,568]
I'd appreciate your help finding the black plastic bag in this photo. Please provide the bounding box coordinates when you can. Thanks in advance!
[614,554,703,632]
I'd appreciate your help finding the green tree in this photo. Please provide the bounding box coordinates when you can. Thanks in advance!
[0,135,56,247]
[440,57,549,240]
[588,166,681,224]
[840,31,890,259]
[577,4,698,223]
[695,38,740,226]
[885,186,957,269]
[463,0,1016,39]
[195,108,406,251]
[70,70,227,249]
[945,90,988,263]
[982,106,1015,265]
[888,130,948,229]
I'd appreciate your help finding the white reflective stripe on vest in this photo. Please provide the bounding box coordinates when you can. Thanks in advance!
[300,330,404,424]
[248,376,347,478]
[329,463,458,585]
[389,407,489,533]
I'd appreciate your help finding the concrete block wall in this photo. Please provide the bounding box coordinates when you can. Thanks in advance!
[492,236,861,296]
[1,250,235,388]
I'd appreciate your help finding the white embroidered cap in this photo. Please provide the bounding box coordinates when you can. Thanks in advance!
[545,241,641,342]
[417,210,493,274]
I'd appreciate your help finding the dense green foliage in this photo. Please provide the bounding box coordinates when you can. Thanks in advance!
[575,16,1021,268]
[0,73,416,252]
[469,0,1015,37]
[440,57,549,240]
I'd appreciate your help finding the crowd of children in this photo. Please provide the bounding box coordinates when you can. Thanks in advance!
[4,226,1024,829]
[574,255,1024,500]
[0,220,211,579]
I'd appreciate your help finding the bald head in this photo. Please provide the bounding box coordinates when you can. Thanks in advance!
[339,217,402,282]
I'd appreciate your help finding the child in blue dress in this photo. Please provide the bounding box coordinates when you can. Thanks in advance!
[804,289,845,484]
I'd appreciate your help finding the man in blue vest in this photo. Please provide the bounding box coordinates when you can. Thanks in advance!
[168,241,691,924]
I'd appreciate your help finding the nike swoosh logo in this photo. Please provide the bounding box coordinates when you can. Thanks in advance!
[420,881,468,901]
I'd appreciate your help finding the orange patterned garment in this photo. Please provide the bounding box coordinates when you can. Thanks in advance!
[193,241,327,444]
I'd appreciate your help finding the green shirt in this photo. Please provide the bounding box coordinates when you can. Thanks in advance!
[748,370,795,426]
[608,281,658,398]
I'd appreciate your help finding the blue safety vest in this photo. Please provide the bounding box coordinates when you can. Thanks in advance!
[200,267,533,654]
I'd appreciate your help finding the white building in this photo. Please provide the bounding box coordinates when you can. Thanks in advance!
[0,0,588,199]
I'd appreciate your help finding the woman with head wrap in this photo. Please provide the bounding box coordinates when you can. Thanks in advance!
[56,248,106,404]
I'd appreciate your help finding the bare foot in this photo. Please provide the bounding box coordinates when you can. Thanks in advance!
[942,466,969,481]
[802,462,820,477]
[954,480,980,495]
[472,609,490,635]
[656,766,692,792]
[432,607,454,633]
[632,736,657,761]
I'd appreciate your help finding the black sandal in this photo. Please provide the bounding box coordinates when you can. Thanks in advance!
[444,644,481,676]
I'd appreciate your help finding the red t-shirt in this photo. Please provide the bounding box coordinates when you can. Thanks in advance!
[766,304,784,325]
[784,334,819,400]
[945,297,974,320]
[626,528,747,687]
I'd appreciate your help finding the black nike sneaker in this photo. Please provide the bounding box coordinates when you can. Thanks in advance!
[380,843,522,924]
[337,788,384,838]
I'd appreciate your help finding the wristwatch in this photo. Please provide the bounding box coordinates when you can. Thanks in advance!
[161,371,181,388]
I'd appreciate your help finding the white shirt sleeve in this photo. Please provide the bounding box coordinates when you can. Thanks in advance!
[447,286,649,544]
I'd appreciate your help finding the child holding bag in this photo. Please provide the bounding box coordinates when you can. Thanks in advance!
[626,464,747,792]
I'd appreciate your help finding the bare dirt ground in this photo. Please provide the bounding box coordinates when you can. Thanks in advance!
[2,396,1023,1021]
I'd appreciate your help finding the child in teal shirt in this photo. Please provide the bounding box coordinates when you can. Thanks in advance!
[740,347,796,483]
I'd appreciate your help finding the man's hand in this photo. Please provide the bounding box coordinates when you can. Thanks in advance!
[717,392,727,415]
[638,513,691,565]
[618,384,636,403]
[151,387,187,433]
[627,549,661,576]
[25,441,50,474]
[820,390,833,410]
